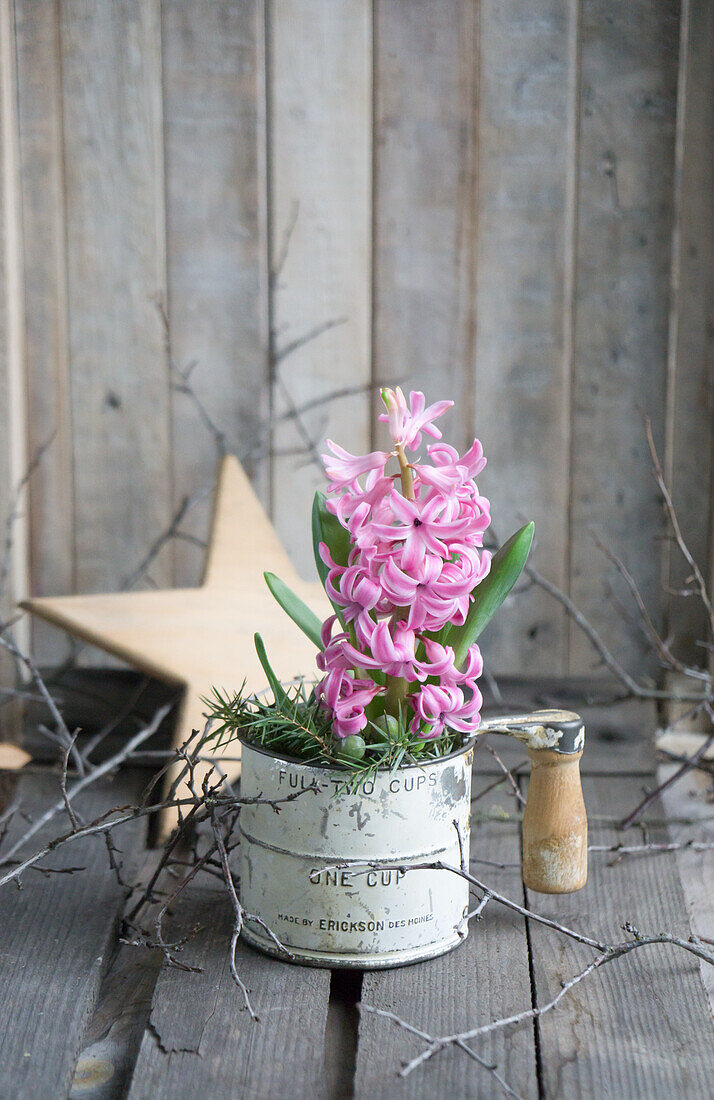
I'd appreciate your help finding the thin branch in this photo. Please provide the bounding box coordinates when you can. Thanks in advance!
[318,858,605,950]
[0,631,83,773]
[270,199,299,287]
[645,416,714,634]
[483,743,526,805]
[522,565,696,700]
[471,761,529,804]
[0,703,173,868]
[590,528,710,683]
[365,921,714,1079]
[80,676,156,763]
[658,747,714,776]
[589,839,714,856]
[0,784,313,892]
[60,734,82,831]
[119,487,214,591]
[619,729,714,829]
[155,297,226,458]
[211,812,257,1019]
[273,316,348,367]
[0,433,55,598]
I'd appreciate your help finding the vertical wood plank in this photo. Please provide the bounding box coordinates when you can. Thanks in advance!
[162,0,270,587]
[658,757,714,1015]
[372,0,478,449]
[0,770,148,1099]
[268,0,372,577]
[0,0,28,731]
[663,0,714,663]
[59,0,171,595]
[567,0,681,675]
[473,0,574,674]
[126,889,331,1100]
[14,0,74,665]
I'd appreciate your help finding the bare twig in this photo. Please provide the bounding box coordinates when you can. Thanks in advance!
[273,316,348,367]
[483,743,526,805]
[0,433,55,598]
[119,487,214,591]
[0,703,173,868]
[590,528,710,684]
[317,858,605,950]
[363,914,714,1081]
[658,746,714,776]
[619,729,714,829]
[270,200,300,287]
[60,734,82,831]
[155,297,226,458]
[645,417,714,634]
[589,839,714,856]
[0,781,313,892]
[522,565,699,701]
[471,760,529,804]
[0,631,83,773]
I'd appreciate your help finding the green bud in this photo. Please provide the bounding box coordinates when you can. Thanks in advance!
[374,714,400,738]
[337,735,366,760]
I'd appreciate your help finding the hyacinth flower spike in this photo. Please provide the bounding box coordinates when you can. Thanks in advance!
[264,385,534,751]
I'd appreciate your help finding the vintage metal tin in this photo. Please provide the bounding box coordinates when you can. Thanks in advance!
[239,740,474,968]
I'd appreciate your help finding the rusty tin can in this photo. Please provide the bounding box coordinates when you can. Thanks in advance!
[239,740,474,968]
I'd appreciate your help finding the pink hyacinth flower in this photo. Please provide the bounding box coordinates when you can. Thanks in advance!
[338,620,420,682]
[415,639,484,684]
[331,679,382,737]
[322,440,390,493]
[379,387,454,452]
[320,546,382,648]
[379,554,475,631]
[411,684,463,739]
[411,681,483,739]
[371,491,471,573]
[428,439,486,481]
[316,670,381,738]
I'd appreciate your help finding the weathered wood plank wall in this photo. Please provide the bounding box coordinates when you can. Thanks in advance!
[269,0,372,575]
[664,0,714,663]
[162,0,270,584]
[0,0,710,699]
[0,0,28,730]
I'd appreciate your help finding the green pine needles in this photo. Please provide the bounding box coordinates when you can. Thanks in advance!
[203,661,463,789]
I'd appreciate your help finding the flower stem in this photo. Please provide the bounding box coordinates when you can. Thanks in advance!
[385,446,415,717]
[396,443,415,501]
[384,675,407,718]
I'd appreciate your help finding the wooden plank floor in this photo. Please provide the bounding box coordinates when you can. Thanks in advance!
[355,791,538,1099]
[0,768,147,1100]
[0,674,712,1098]
[527,775,714,1098]
[127,890,331,1100]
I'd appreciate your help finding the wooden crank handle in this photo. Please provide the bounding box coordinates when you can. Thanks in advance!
[479,710,588,894]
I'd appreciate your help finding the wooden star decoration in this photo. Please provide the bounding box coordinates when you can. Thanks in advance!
[21,456,331,835]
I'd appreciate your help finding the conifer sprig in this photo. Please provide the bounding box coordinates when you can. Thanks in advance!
[202,679,465,787]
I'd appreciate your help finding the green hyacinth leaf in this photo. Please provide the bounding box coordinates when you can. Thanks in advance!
[444,522,535,667]
[254,632,289,708]
[312,490,351,622]
[264,571,323,648]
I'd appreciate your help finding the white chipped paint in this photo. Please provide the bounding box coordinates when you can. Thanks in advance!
[479,709,584,752]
